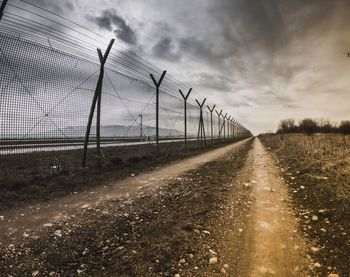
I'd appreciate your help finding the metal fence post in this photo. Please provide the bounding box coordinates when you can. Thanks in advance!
[215,109,222,141]
[196,98,206,148]
[150,71,167,155]
[207,104,216,145]
[179,88,192,151]
[227,116,231,140]
[139,114,143,141]
[229,119,232,140]
[232,119,235,141]
[0,0,8,21]
[223,113,227,140]
[82,39,115,168]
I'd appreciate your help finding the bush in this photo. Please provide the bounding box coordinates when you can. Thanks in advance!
[275,118,349,135]
[299,118,318,135]
[277,119,297,134]
[339,121,350,134]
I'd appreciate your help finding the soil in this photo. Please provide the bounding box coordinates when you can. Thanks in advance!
[0,139,253,276]
[0,139,250,242]
[243,139,310,276]
[1,137,335,276]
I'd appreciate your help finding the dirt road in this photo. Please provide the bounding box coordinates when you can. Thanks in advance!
[0,139,250,242]
[242,139,311,276]
[1,138,316,276]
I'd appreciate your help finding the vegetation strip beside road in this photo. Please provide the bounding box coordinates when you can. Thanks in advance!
[0,140,253,276]
[0,140,241,212]
[261,134,350,277]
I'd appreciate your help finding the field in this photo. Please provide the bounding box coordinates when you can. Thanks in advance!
[260,133,350,276]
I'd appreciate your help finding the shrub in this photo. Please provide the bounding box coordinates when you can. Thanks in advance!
[339,120,350,134]
[277,119,297,134]
[299,118,318,135]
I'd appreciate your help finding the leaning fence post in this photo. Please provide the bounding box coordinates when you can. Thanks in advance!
[196,98,206,148]
[0,0,8,21]
[207,104,216,145]
[150,71,167,155]
[82,39,115,168]
[219,111,225,141]
[179,88,192,151]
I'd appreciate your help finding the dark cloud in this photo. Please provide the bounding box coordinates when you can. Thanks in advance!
[179,37,213,60]
[23,0,349,133]
[93,9,136,45]
[196,72,234,92]
[208,0,339,54]
[152,37,180,61]
[29,0,75,14]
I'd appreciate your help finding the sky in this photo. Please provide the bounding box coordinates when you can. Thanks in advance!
[15,0,350,134]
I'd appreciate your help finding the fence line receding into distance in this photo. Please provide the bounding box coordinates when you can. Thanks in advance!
[0,0,252,179]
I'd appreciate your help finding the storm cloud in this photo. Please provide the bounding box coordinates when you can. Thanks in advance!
[152,37,180,61]
[34,0,350,133]
[93,9,136,45]
[30,0,75,14]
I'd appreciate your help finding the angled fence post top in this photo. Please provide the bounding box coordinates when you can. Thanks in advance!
[207,104,216,113]
[150,71,167,88]
[215,109,223,116]
[179,88,192,151]
[97,39,115,65]
[195,98,206,108]
[179,88,192,100]
[0,0,8,21]
[150,70,166,155]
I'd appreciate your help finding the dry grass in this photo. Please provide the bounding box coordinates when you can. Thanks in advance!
[263,133,350,202]
[261,133,350,276]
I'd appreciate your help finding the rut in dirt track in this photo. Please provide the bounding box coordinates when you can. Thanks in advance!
[241,138,311,276]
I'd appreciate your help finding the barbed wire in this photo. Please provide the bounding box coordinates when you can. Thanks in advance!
[0,0,250,153]
[3,0,205,102]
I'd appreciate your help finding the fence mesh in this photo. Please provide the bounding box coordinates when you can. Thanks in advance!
[1,31,243,180]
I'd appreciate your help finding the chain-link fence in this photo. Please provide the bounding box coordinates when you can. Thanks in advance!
[0,0,252,181]
[0,31,246,180]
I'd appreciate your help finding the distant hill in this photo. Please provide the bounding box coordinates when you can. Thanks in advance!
[62,124,183,138]
[4,125,183,139]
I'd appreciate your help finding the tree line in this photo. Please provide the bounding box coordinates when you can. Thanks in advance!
[277,118,350,135]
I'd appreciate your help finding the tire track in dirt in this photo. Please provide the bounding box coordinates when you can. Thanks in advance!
[240,139,312,276]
